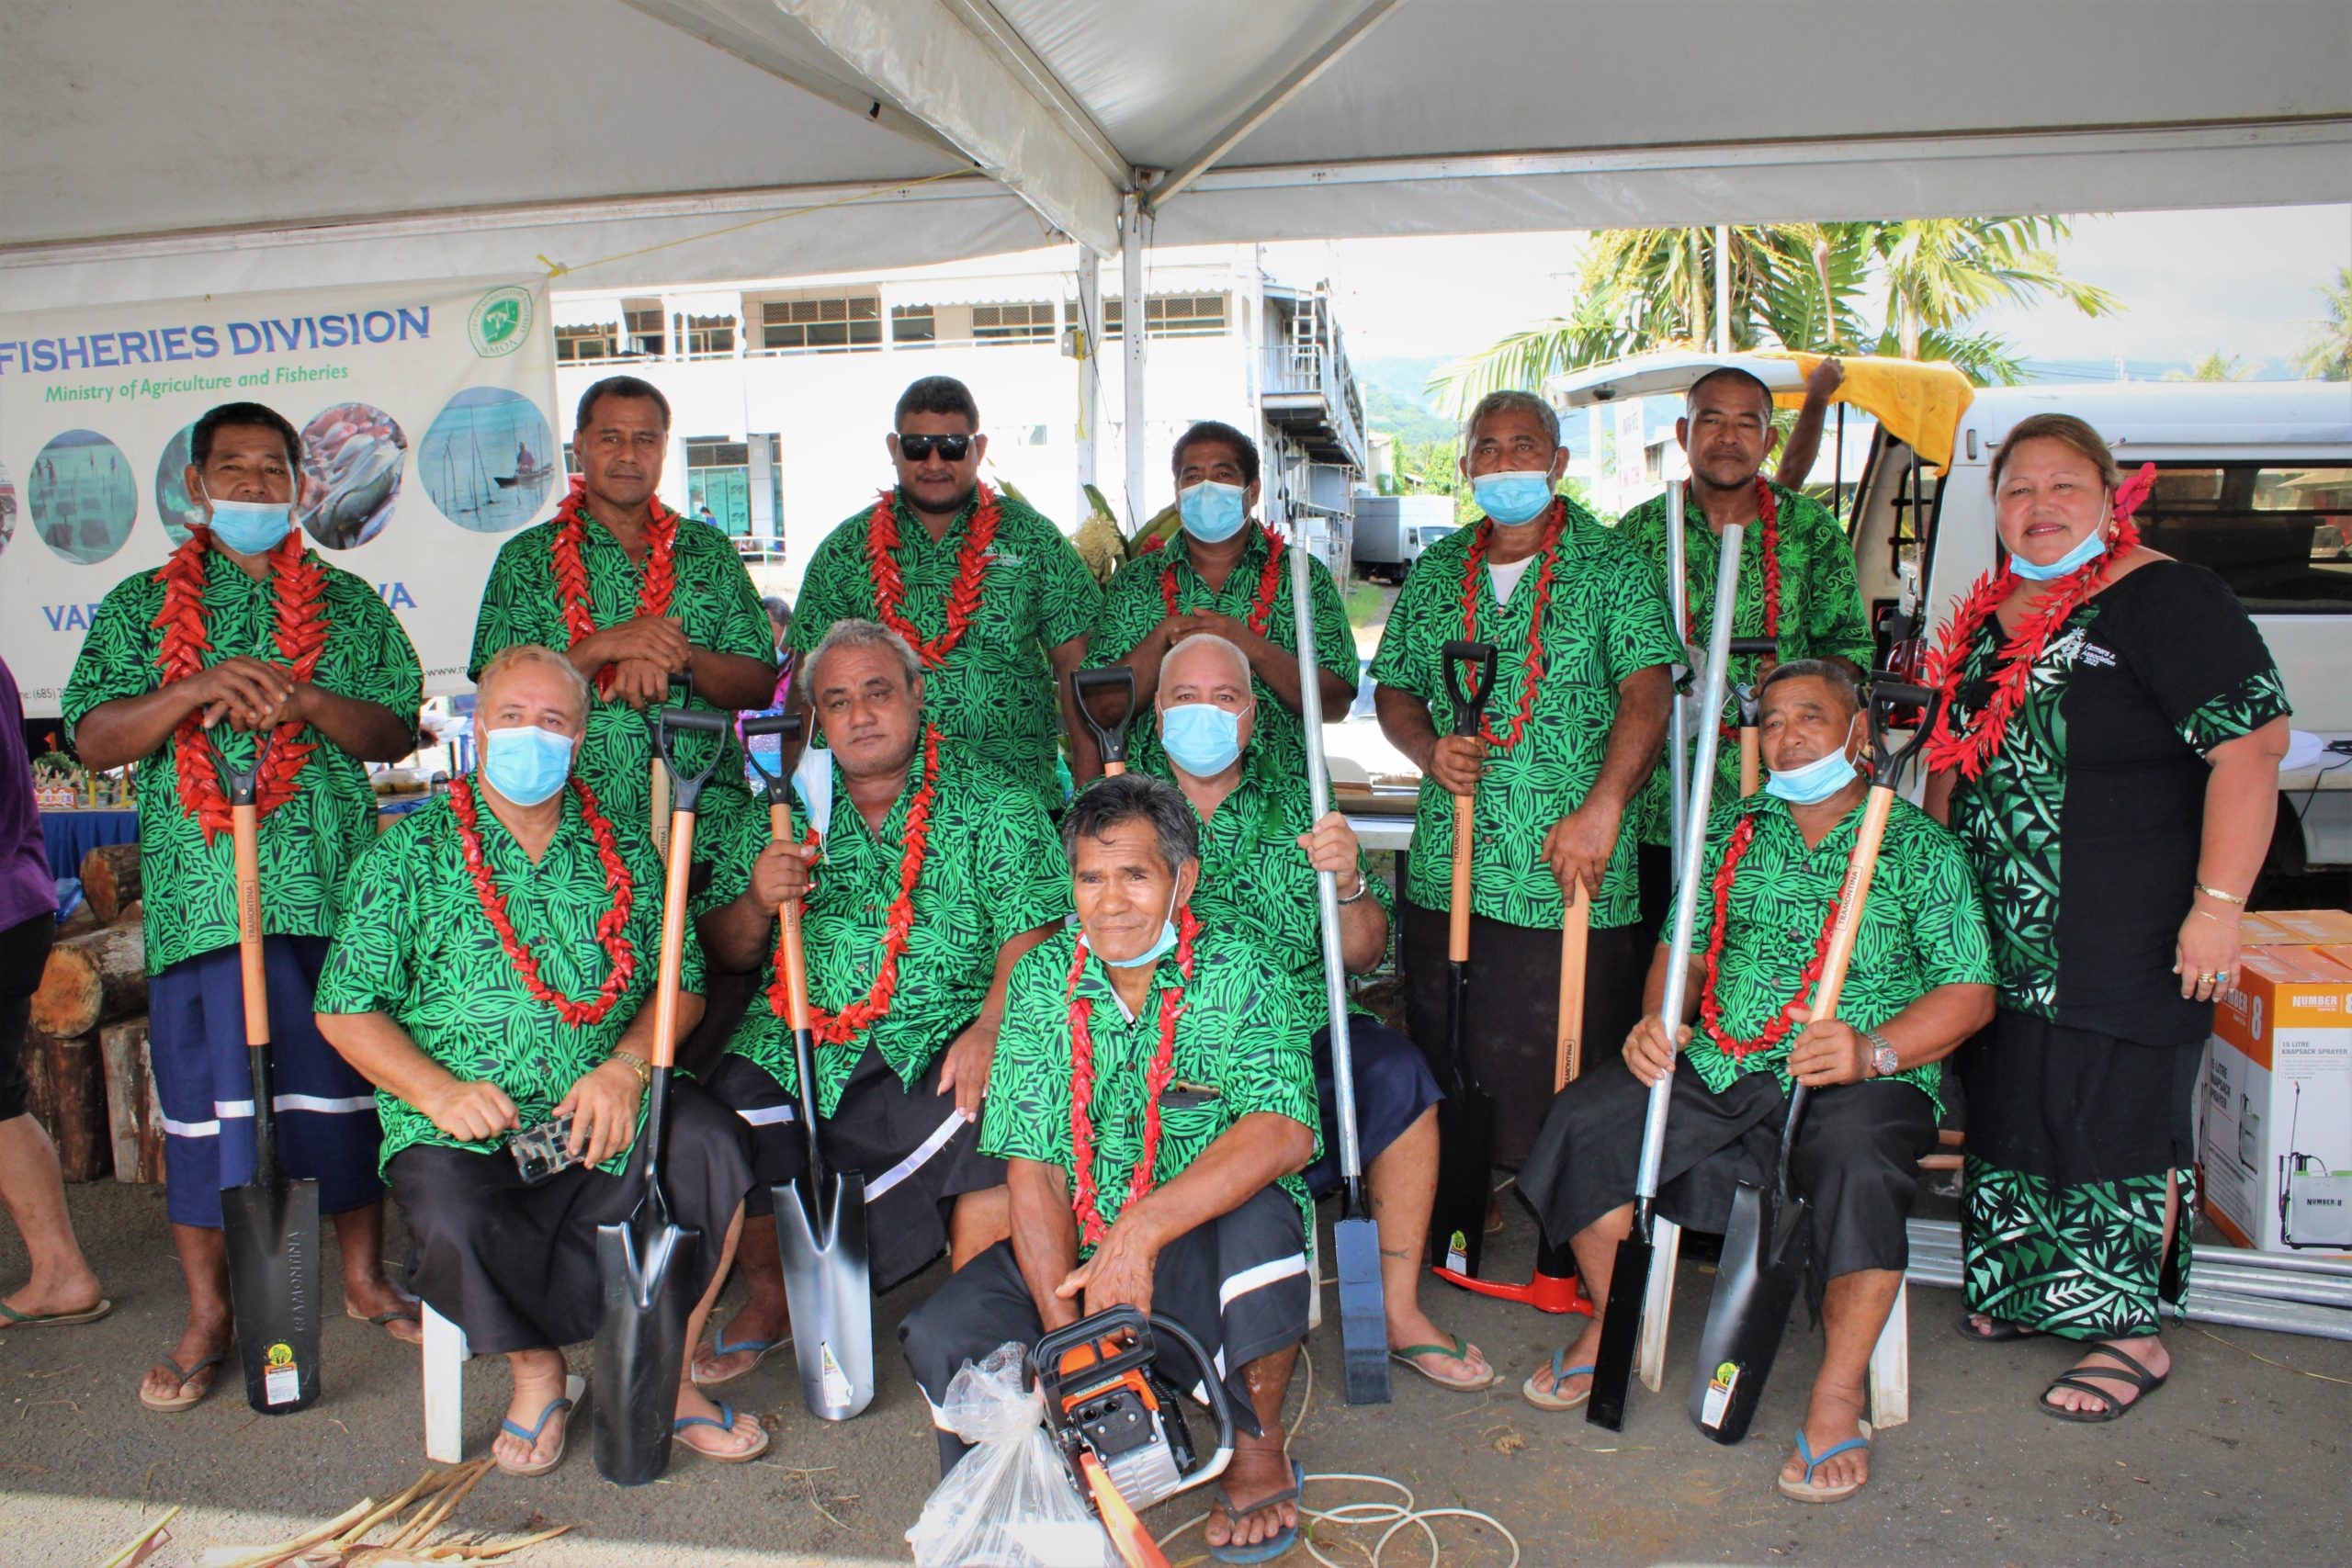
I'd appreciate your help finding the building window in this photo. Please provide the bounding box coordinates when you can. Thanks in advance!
[755,293,882,354]
[562,443,580,477]
[973,301,1057,345]
[555,324,616,363]
[1103,293,1228,340]
[892,305,936,344]
[685,439,752,536]
[678,313,736,358]
[2127,463,2352,615]
[624,305,665,360]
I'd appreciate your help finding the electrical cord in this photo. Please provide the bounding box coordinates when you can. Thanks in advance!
[1153,1344,1524,1567]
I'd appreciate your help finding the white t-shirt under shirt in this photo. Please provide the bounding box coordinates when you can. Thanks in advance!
[1487,556,1534,604]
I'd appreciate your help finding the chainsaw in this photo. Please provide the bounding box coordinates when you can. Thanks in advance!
[1033,1306,1235,1568]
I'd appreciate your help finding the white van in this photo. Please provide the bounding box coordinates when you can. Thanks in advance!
[1552,355,2352,871]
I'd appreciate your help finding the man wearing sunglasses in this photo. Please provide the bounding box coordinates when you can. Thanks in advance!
[790,376,1102,809]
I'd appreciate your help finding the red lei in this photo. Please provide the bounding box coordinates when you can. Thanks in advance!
[154,526,329,842]
[550,479,679,694]
[1921,464,2155,780]
[765,726,943,1045]
[1067,905,1201,1248]
[450,774,639,1027]
[1698,813,1842,1061]
[866,486,1001,670]
[1459,502,1567,752]
[1160,523,1285,635]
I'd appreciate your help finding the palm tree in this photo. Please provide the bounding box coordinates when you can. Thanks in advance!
[2295,266,2352,381]
[2163,352,2253,383]
[1431,217,2119,412]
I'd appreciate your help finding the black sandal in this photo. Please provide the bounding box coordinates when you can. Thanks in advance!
[2039,1341,2167,1423]
[1954,1311,2036,1343]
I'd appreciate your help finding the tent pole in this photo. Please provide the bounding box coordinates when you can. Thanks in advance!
[1075,243,1102,528]
[1121,192,1150,535]
[1713,224,1732,352]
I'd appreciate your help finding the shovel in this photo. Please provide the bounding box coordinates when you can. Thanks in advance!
[1727,637,1780,797]
[1071,666,1138,777]
[1689,678,1939,1444]
[1588,519,1747,1432]
[1289,544,1390,1406]
[217,735,322,1416]
[593,702,725,1484]
[1427,639,1498,1280]
[1431,878,1596,1316]
[752,727,877,1424]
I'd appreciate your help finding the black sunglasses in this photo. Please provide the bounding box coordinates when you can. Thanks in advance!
[895,433,974,462]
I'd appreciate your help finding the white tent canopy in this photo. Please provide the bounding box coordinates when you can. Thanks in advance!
[6,0,2349,311]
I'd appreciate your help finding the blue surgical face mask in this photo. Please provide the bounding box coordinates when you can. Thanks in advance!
[1178,480,1250,544]
[1161,701,1246,776]
[481,725,576,807]
[1101,886,1182,969]
[1764,716,1861,806]
[1470,470,1555,526]
[202,492,294,555]
[2009,523,2109,581]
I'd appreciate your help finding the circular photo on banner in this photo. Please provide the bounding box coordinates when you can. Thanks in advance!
[28,430,138,565]
[421,387,557,534]
[154,422,206,544]
[298,401,408,550]
[0,464,17,559]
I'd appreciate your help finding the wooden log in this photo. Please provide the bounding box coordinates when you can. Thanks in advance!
[53,902,99,940]
[21,1030,110,1182]
[114,898,143,929]
[28,921,145,1039]
[100,1017,166,1185]
[78,842,142,925]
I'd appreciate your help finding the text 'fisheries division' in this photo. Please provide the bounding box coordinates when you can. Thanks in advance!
[1,306,435,380]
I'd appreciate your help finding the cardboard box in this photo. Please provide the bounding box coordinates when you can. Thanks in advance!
[2243,908,2352,947]
[2202,942,2352,1257]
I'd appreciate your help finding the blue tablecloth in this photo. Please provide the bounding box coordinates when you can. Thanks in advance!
[40,809,141,880]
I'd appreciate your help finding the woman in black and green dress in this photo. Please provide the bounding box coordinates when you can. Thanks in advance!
[1924,412,2289,1422]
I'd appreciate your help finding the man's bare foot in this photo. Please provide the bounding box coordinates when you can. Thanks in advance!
[344,1271,424,1346]
[1781,1382,1871,1498]
[492,1350,572,1475]
[1204,1439,1299,1554]
[2042,1335,2170,1416]
[138,1308,232,1408]
[690,1301,791,1385]
[672,1383,770,1461]
[1522,1316,1604,1407]
[1386,1301,1493,1389]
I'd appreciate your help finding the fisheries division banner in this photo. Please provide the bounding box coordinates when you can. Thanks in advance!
[0,276,560,717]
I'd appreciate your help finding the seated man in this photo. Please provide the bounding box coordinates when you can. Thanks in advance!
[900,774,1317,1563]
[1151,632,1485,1389]
[690,618,1067,1384]
[1514,660,1996,1503]
[315,646,764,1478]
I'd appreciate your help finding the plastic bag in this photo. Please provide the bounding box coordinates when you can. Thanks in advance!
[906,1342,1121,1568]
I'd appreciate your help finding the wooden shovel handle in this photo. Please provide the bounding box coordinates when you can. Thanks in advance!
[769,803,813,1032]
[1556,880,1589,1089]
[232,801,268,1047]
[1806,787,1895,1022]
[1448,794,1474,962]
[649,810,696,1071]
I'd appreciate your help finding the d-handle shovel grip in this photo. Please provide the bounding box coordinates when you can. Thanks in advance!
[1863,679,1943,791]
[1070,667,1137,774]
[653,705,729,815]
[741,713,803,807]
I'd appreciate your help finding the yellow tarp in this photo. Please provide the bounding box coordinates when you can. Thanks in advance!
[1758,352,1973,473]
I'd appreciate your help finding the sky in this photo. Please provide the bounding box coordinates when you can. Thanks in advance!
[1259,204,2352,381]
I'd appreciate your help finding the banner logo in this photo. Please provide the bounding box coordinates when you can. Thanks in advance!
[468,288,533,359]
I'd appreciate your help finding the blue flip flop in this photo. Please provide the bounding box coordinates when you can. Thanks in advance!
[674,1402,771,1464]
[1778,1419,1872,1504]
[1521,1348,1597,1413]
[495,1393,575,1478]
[1208,1457,1305,1563]
[691,1331,786,1387]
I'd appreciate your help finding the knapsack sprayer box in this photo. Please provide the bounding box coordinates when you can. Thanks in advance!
[2203,942,2352,1256]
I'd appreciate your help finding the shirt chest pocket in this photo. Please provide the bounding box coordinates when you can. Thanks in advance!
[1159,1083,1227,1145]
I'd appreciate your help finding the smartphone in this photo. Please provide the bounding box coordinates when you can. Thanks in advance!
[510,1115,582,1186]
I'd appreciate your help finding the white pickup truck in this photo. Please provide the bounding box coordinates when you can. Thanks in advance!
[1553,355,2352,872]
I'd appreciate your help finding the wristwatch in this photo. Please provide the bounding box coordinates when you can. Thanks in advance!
[1865,1030,1899,1079]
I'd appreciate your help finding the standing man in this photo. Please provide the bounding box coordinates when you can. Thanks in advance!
[1151,633,1489,1390]
[1371,390,1680,1170]
[1616,365,1874,941]
[1089,421,1357,781]
[62,401,424,1411]
[469,375,776,851]
[789,376,1102,808]
[1,654,106,1330]
[900,775,1317,1562]
[690,619,1068,1386]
